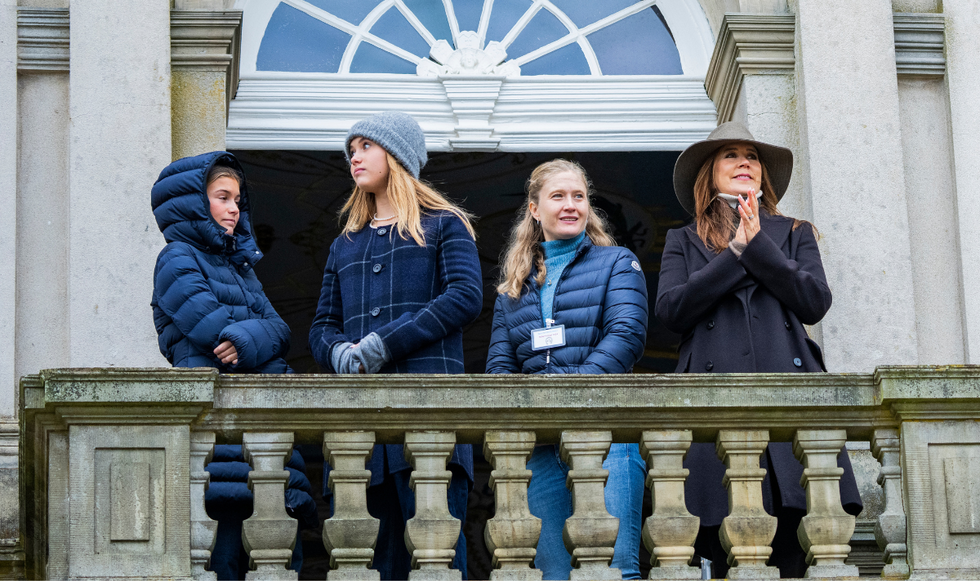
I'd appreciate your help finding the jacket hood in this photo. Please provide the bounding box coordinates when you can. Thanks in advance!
[151,151,263,269]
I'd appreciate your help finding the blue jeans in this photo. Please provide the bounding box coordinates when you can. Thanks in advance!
[527,443,646,580]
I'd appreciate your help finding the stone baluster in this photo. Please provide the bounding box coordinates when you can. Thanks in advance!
[872,429,910,579]
[242,432,298,580]
[640,430,700,580]
[717,430,778,579]
[404,431,461,580]
[793,430,859,578]
[483,431,542,581]
[560,431,621,581]
[190,431,218,581]
[322,432,380,580]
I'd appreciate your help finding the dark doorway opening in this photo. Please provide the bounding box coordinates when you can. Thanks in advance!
[233,149,690,374]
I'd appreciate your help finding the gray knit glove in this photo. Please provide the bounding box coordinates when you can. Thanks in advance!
[355,332,391,375]
[330,342,361,374]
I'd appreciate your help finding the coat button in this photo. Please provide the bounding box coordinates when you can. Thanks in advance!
[706,320,715,330]
[372,263,383,273]
[785,321,791,329]
[705,361,714,371]
[370,307,381,317]
[377,228,387,236]
[793,357,802,367]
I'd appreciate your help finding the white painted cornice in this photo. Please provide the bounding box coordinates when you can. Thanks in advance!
[16,8,69,73]
[170,10,243,110]
[893,13,945,77]
[704,14,796,124]
[226,74,718,151]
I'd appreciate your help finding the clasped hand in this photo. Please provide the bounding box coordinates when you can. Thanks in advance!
[733,189,760,245]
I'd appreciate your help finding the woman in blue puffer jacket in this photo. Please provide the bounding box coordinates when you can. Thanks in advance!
[150,151,317,579]
[486,159,649,580]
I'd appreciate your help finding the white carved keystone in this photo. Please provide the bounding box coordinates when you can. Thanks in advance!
[404,431,461,581]
[560,431,621,581]
[640,430,700,580]
[322,431,380,581]
[190,431,218,581]
[871,429,910,579]
[242,432,298,580]
[483,431,542,581]
[793,430,858,578]
[717,430,779,579]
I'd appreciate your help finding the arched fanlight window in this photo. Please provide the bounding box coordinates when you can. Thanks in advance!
[230,0,717,151]
[254,0,683,76]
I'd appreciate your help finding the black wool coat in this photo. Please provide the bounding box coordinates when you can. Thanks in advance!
[656,212,831,374]
[654,212,861,530]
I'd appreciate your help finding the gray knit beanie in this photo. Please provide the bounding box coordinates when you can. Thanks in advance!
[345,111,428,179]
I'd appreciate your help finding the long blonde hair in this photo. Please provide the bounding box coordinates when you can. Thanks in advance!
[340,151,475,245]
[497,159,615,300]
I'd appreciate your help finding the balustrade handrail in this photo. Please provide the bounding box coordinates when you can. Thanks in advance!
[18,365,980,580]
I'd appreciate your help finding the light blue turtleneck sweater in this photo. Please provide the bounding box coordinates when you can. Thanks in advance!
[538,232,585,324]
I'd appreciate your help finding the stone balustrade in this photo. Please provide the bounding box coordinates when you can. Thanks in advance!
[16,366,980,580]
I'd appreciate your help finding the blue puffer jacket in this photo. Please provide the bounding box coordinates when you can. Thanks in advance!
[486,238,649,374]
[150,151,290,373]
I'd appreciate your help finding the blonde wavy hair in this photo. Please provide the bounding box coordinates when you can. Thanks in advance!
[496,159,615,300]
[340,151,475,245]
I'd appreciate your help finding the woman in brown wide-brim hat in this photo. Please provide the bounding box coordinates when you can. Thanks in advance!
[654,121,862,578]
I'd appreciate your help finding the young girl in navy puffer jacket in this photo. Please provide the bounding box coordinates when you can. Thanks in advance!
[151,151,317,579]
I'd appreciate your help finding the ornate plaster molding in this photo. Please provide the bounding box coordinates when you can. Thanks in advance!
[226,75,717,152]
[170,10,242,106]
[893,13,945,77]
[16,8,69,73]
[704,14,796,124]
[417,31,520,78]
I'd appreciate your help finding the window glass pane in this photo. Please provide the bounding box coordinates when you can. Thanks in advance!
[521,42,590,75]
[370,8,431,57]
[587,8,682,74]
[257,3,350,72]
[305,0,383,25]
[350,42,418,73]
[485,0,528,44]
[452,0,484,32]
[506,8,568,60]
[549,0,641,29]
[403,0,453,43]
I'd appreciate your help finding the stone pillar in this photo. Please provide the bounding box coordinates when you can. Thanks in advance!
[68,0,171,368]
[14,8,71,385]
[404,431,461,581]
[640,430,700,580]
[793,430,858,578]
[483,431,541,581]
[242,432,298,581]
[0,0,16,422]
[0,422,23,578]
[322,432,380,581]
[944,0,980,363]
[871,429,909,579]
[794,0,918,370]
[717,430,778,579]
[190,431,218,581]
[559,431,620,581]
[170,10,241,160]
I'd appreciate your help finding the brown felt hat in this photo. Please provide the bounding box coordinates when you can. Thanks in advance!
[673,121,793,216]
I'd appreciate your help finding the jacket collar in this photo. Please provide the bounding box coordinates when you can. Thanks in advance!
[527,235,594,292]
[683,211,792,264]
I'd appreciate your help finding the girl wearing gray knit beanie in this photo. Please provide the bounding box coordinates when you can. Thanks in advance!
[310,111,483,579]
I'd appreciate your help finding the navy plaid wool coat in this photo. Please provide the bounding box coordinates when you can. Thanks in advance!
[309,211,482,482]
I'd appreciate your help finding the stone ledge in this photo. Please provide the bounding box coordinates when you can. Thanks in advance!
[893,13,946,77]
[704,14,796,123]
[16,8,69,73]
[171,10,242,110]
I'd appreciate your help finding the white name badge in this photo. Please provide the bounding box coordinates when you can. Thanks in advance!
[531,325,566,351]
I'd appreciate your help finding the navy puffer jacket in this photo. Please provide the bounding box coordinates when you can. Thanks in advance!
[150,151,290,373]
[487,238,648,374]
